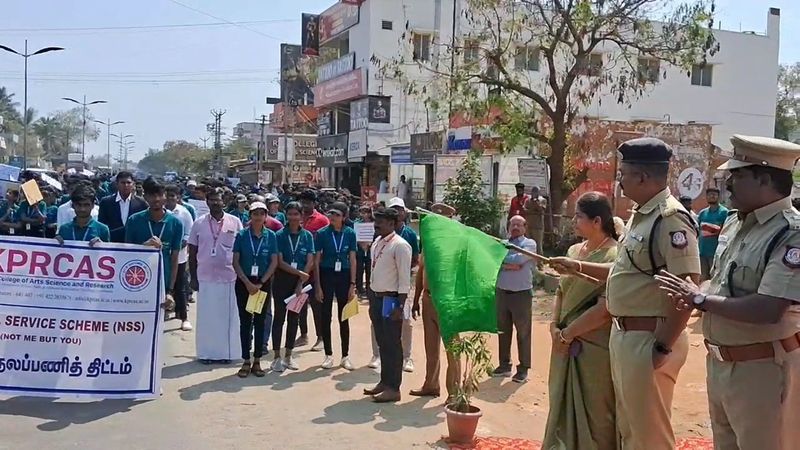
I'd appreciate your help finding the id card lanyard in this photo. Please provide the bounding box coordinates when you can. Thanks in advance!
[333,230,344,272]
[249,229,265,277]
[148,219,166,241]
[289,232,301,270]
[72,224,91,241]
[371,234,395,270]
[208,217,223,256]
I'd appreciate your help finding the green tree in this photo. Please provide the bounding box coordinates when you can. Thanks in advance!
[33,116,66,159]
[375,0,718,222]
[443,152,503,234]
[0,87,21,124]
[775,62,799,141]
[138,140,212,175]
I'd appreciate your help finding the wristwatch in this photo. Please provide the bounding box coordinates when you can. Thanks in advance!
[654,341,672,355]
[692,293,708,311]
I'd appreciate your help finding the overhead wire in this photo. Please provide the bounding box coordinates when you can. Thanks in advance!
[0,19,297,33]
[165,0,284,41]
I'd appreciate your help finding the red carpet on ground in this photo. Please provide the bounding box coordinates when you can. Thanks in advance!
[447,436,714,449]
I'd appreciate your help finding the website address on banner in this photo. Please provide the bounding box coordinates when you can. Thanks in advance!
[0,274,114,290]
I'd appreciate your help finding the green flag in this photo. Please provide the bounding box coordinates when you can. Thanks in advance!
[420,213,508,341]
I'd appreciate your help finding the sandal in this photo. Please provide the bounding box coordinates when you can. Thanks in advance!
[237,362,251,378]
[251,361,265,377]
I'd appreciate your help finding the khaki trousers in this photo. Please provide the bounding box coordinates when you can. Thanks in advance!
[609,326,688,450]
[420,292,460,395]
[707,345,800,450]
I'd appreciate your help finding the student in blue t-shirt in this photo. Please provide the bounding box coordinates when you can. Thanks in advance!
[314,201,358,371]
[232,201,278,378]
[697,187,729,280]
[56,184,110,246]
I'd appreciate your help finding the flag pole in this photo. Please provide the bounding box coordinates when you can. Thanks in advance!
[416,208,602,285]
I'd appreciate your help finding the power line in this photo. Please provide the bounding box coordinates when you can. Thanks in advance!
[0,19,297,33]
[166,0,284,41]
[0,68,280,77]
[3,76,276,85]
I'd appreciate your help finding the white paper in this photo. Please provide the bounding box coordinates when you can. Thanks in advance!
[283,284,313,305]
[354,222,375,243]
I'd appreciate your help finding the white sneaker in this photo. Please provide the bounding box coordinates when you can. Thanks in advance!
[311,338,324,352]
[321,355,334,369]
[403,357,415,373]
[367,356,380,369]
[181,321,193,331]
[270,358,284,373]
[283,355,299,371]
[340,357,354,371]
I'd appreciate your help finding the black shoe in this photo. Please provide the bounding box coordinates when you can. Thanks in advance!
[492,366,512,377]
[199,359,213,365]
[512,370,528,383]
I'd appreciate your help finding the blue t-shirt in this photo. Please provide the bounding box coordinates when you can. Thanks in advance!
[315,225,357,270]
[276,227,315,268]
[270,211,287,226]
[124,210,184,284]
[397,225,420,259]
[182,201,197,220]
[233,227,278,279]
[58,218,110,242]
[697,205,729,258]
[45,205,59,225]
[13,200,46,223]
[230,210,250,225]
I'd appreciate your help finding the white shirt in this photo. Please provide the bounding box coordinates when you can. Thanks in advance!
[166,204,194,264]
[378,180,389,194]
[57,201,99,230]
[117,192,132,225]
[369,232,413,294]
[396,181,408,200]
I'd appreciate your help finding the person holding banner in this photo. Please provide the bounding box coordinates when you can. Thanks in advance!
[232,201,278,378]
[189,187,244,364]
[55,184,109,246]
[315,201,358,371]
[272,201,314,372]
[126,178,184,312]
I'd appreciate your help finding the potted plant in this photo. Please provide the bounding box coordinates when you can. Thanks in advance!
[444,332,494,445]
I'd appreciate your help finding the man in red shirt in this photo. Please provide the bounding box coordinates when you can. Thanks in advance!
[297,189,329,349]
[508,183,530,220]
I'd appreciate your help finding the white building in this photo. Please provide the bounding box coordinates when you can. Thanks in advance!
[309,1,780,202]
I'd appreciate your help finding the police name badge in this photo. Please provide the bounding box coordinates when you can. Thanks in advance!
[670,231,688,249]
[783,246,800,269]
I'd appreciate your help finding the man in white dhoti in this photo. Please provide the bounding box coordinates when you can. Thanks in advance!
[188,186,244,363]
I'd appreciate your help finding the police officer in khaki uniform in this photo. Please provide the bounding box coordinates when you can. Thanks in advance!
[657,135,800,450]
[551,137,700,450]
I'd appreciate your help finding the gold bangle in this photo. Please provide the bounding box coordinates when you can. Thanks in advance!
[577,261,583,273]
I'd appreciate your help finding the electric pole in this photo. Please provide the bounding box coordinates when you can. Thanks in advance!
[257,114,267,187]
[210,109,225,175]
[199,136,210,149]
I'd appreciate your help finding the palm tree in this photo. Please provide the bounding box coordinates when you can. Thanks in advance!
[33,116,63,159]
[0,87,22,124]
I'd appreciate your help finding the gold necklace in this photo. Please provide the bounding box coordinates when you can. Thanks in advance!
[580,236,610,258]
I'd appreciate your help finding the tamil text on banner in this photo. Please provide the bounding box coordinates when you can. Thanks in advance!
[0,237,164,399]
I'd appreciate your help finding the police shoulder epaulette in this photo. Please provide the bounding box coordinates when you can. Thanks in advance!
[782,209,800,231]
[661,205,678,218]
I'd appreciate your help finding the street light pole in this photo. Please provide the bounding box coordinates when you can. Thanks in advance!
[111,133,133,170]
[95,119,124,170]
[0,40,64,169]
[62,95,107,166]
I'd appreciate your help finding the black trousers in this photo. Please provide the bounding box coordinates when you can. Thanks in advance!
[319,269,351,357]
[173,262,188,321]
[272,271,301,351]
[356,248,371,294]
[369,290,403,391]
[234,278,271,360]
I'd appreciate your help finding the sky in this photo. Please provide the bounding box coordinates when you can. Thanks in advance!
[0,0,797,163]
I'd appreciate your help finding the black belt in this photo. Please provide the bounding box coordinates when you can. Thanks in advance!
[498,288,531,294]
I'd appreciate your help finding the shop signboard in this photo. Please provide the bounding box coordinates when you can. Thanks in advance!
[313,69,366,108]
[317,53,355,84]
[410,131,445,165]
[319,2,360,44]
[316,134,348,167]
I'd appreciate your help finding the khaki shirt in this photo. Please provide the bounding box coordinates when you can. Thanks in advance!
[704,197,800,346]
[524,196,546,229]
[607,188,701,317]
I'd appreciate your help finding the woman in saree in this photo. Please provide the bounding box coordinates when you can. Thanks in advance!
[543,192,620,450]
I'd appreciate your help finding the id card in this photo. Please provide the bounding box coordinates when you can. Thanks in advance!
[251,265,259,277]
[211,247,217,257]
[290,262,298,270]
[25,224,31,231]
[334,261,342,272]
[8,228,14,235]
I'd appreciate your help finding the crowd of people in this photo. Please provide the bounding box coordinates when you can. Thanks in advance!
[2,131,799,447]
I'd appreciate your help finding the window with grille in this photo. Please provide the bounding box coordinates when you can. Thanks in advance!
[413,33,432,62]
[514,46,540,71]
[691,64,713,87]
[577,53,603,76]
[381,20,393,30]
[463,39,480,64]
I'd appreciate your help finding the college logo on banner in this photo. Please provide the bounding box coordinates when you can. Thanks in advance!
[119,260,152,292]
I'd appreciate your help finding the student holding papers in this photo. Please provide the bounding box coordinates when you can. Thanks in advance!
[232,201,278,378]
[272,202,314,372]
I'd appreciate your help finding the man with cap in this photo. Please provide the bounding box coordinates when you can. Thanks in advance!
[386,196,419,372]
[523,186,547,250]
[267,195,287,227]
[410,203,461,399]
[551,137,700,450]
[508,183,530,220]
[656,135,800,450]
[229,194,250,225]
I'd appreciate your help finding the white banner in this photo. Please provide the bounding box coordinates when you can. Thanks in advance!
[0,237,164,399]
[187,199,210,218]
